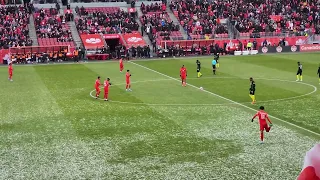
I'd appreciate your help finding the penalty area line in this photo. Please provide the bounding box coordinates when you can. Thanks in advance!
[130,61,320,137]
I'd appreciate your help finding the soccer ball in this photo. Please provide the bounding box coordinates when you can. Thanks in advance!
[199,87,204,90]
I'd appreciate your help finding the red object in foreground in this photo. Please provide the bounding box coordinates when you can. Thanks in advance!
[297,144,320,180]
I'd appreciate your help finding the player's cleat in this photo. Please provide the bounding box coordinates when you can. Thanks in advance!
[104,99,108,101]
[296,79,299,81]
[10,79,13,82]
[260,141,264,144]
[128,89,132,91]
[300,80,303,81]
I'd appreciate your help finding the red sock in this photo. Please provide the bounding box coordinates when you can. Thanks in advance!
[126,84,128,89]
[260,132,264,141]
[9,74,12,79]
[104,93,108,99]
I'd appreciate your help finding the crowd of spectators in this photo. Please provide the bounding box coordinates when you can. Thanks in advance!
[34,8,74,42]
[75,7,139,34]
[0,6,32,49]
[141,2,166,14]
[169,0,320,37]
[140,3,181,43]
[170,0,228,36]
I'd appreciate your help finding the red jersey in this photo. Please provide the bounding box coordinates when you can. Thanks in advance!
[95,79,100,88]
[180,67,187,76]
[252,110,270,124]
[126,72,131,80]
[8,65,13,72]
[104,80,110,90]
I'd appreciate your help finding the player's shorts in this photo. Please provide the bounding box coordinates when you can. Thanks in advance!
[95,87,100,92]
[297,70,302,75]
[249,91,255,95]
[197,68,200,72]
[260,123,268,131]
[181,75,186,80]
[212,65,216,69]
[126,80,130,84]
[104,89,109,93]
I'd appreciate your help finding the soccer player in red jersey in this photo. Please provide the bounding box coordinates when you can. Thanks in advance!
[8,62,13,81]
[180,65,187,87]
[104,78,112,101]
[119,58,124,72]
[126,70,132,91]
[95,76,101,99]
[252,106,273,144]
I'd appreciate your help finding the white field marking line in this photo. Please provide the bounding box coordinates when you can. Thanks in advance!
[89,77,317,106]
[130,61,320,137]
[185,76,318,103]
[89,79,234,106]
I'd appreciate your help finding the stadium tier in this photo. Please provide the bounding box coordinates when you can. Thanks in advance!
[0,6,32,49]
[140,3,183,43]
[34,8,76,50]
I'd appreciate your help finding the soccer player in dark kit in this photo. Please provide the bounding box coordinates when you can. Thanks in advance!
[249,77,256,104]
[196,60,202,78]
[296,62,303,81]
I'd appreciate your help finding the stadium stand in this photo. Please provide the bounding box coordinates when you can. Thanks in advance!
[0,5,32,49]
[34,8,75,48]
[169,0,228,40]
[75,7,139,34]
[140,2,183,44]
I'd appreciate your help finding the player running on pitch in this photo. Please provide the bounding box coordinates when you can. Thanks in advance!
[317,64,320,84]
[104,78,112,101]
[296,62,303,81]
[196,60,202,78]
[180,65,187,86]
[252,106,273,144]
[8,62,13,81]
[126,70,132,91]
[95,76,101,99]
[119,58,124,73]
[249,77,256,104]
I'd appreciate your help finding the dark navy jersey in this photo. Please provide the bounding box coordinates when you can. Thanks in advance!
[196,61,201,69]
[250,81,256,91]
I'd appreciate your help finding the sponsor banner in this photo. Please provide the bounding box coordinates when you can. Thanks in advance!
[258,45,300,53]
[103,34,120,39]
[80,34,105,49]
[160,36,307,49]
[128,8,136,13]
[123,33,146,47]
[300,44,320,52]
[234,50,258,56]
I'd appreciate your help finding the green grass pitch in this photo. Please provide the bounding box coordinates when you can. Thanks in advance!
[0,53,320,179]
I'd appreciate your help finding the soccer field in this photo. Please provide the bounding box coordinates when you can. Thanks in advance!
[1,53,320,179]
